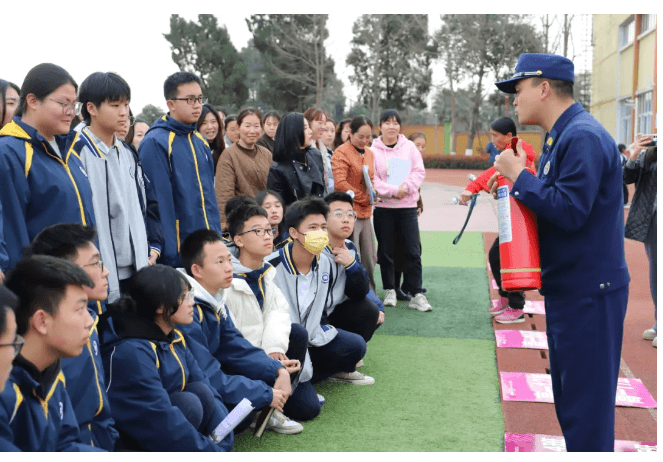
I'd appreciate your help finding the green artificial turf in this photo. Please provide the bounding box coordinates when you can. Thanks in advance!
[374,266,495,341]
[420,231,488,269]
[233,334,504,452]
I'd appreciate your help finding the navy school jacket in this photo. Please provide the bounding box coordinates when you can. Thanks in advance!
[0,118,95,271]
[138,115,221,267]
[98,309,232,452]
[60,302,118,450]
[177,274,282,409]
[0,356,103,452]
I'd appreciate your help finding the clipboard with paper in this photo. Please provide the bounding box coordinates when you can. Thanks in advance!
[362,165,376,205]
[387,157,411,186]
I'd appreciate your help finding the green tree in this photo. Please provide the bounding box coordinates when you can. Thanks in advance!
[435,14,542,154]
[164,14,248,109]
[346,15,434,124]
[136,104,166,126]
[247,14,337,112]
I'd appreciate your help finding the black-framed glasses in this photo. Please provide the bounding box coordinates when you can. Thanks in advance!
[238,228,278,237]
[171,96,208,106]
[49,99,78,116]
[0,334,24,357]
[81,260,104,272]
[331,210,357,221]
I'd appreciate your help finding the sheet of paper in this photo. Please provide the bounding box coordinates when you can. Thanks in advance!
[387,158,411,186]
[212,397,254,442]
[362,165,376,204]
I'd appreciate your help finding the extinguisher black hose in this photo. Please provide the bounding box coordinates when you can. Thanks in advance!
[452,193,479,245]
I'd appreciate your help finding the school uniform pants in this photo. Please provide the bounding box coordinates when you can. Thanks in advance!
[309,329,367,385]
[373,207,423,295]
[282,380,321,422]
[544,286,628,452]
[352,217,377,293]
[326,297,380,343]
[169,382,217,433]
[488,237,525,309]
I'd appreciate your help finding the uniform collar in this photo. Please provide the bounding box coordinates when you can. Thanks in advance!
[12,354,62,395]
[83,126,120,156]
[545,102,585,151]
[280,240,319,275]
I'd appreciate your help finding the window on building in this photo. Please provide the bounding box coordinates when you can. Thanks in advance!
[641,14,657,34]
[619,16,635,48]
[620,100,633,145]
[637,91,653,135]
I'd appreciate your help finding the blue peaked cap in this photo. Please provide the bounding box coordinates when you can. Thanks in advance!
[495,53,575,94]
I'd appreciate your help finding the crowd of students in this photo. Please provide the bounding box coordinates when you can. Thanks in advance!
[0,63,430,451]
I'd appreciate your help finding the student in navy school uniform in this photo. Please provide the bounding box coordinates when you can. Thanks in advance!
[0,256,104,452]
[25,223,118,450]
[98,264,233,452]
[138,72,220,268]
[0,286,20,451]
[0,64,95,273]
[491,53,630,452]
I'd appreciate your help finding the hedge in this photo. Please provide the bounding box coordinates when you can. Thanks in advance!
[423,154,541,171]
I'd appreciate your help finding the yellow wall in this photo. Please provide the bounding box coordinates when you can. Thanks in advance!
[638,32,657,90]
[400,125,444,156]
[454,132,543,157]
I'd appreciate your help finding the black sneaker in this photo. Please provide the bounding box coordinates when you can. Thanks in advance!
[395,287,412,301]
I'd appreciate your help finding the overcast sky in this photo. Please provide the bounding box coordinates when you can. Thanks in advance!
[2,8,594,115]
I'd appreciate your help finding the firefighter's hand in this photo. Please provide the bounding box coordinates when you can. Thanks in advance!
[459,190,473,206]
[494,138,526,183]
[487,172,500,200]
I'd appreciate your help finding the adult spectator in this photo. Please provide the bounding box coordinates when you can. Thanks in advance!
[371,109,430,312]
[197,103,225,173]
[0,63,95,272]
[267,112,326,206]
[215,108,272,229]
[138,71,220,268]
[224,114,239,147]
[492,52,630,451]
[322,118,336,152]
[486,140,500,164]
[331,115,377,292]
[304,108,333,193]
[624,134,657,348]
[256,111,280,153]
[333,118,351,151]
[618,143,630,206]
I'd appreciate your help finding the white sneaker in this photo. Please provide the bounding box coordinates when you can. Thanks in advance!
[383,289,397,307]
[356,359,364,368]
[653,337,657,348]
[643,328,657,340]
[327,371,375,385]
[409,293,432,312]
[265,410,303,434]
[317,393,326,405]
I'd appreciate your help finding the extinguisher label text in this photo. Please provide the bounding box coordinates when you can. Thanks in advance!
[498,185,513,243]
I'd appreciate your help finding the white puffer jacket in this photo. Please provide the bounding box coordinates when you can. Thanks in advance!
[225,261,292,355]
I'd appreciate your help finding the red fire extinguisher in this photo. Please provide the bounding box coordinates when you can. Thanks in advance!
[497,138,541,291]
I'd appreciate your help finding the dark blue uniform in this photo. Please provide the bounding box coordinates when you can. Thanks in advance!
[511,102,630,451]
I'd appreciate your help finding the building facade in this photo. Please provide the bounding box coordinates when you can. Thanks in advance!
[591,14,657,145]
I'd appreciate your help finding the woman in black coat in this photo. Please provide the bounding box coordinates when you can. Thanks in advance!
[267,112,326,206]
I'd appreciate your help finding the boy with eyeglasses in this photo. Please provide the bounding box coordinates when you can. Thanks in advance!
[270,197,374,421]
[138,72,220,268]
[225,201,308,433]
[0,255,104,451]
[71,72,164,302]
[24,223,118,450]
[322,193,382,351]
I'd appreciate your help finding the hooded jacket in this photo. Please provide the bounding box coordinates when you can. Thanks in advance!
[270,241,338,382]
[0,356,103,452]
[176,272,279,410]
[0,118,95,271]
[371,134,426,209]
[98,309,231,452]
[59,303,118,450]
[138,114,221,267]
[225,260,291,355]
[71,127,164,302]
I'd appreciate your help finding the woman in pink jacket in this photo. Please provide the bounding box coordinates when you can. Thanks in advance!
[372,110,431,312]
